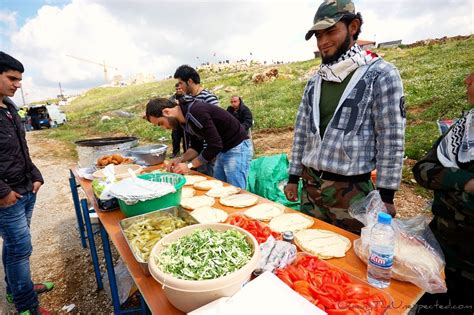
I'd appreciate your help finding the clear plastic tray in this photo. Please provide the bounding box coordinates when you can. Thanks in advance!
[276,252,393,314]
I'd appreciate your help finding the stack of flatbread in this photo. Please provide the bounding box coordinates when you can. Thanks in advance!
[244,203,285,221]
[181,187,195,199]
[269,213,313,233]
[180,195,215,210]
[206,186,241,198]
[219,194,258,208]
[184,175,206,186]
[294,229,351,259]
[190,206,229,223]
[194,180,223,191]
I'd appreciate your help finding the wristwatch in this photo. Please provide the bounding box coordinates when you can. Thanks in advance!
[187,162,194,169]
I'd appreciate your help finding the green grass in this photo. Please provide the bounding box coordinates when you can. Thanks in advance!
[47,36,474,161]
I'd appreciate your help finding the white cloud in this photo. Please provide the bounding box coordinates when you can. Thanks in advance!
[3,0,473,104]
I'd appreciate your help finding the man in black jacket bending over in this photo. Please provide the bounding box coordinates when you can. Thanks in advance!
[145,97,252,189]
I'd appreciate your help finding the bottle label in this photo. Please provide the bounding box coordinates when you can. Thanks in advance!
[369,251,393,269]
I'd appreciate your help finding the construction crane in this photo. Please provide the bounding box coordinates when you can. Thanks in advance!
[66,54,119,83]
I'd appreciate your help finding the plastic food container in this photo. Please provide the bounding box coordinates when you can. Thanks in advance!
[277,252,393,314]
[117,172,186,217]
[119,207,198,275]
[148,223,261,313]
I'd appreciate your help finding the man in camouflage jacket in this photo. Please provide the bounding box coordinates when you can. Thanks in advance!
[285,0,405,234]
[413,72,474,311]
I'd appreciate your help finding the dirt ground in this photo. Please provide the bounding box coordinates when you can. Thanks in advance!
[0,129,430,314]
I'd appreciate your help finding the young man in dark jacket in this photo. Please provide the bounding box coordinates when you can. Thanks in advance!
[145,97,252,189]
[226,96,253,135]
[0,52,53,315]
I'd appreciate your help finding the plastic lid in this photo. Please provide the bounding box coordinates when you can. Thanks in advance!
[377,212,392,225]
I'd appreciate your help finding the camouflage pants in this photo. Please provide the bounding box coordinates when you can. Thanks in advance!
[300,167,374,235]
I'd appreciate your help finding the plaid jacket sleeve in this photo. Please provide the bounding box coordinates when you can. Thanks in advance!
[372,65,406,190]
[289,80,313,177]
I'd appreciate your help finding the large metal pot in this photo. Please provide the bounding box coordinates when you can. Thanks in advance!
[128,144,167,166]
[75,136,138,167]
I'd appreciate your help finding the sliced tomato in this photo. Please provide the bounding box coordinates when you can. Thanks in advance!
[275,269,293,288]
[327,310,356,315]
[322,283,345,301]
[308,284,330,299]
[286,265,306,282]
[343,284,370,300]
[317,294,336,309]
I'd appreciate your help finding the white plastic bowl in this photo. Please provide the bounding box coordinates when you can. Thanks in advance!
[148,223,260,313]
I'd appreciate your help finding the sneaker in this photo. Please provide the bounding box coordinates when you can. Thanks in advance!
[19,306,50,315]
[6,282,54,303]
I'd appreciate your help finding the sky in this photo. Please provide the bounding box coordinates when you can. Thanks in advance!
[0,0,473,104]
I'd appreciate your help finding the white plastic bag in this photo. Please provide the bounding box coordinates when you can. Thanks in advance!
[349,191,447,293]
[102,258,135,305]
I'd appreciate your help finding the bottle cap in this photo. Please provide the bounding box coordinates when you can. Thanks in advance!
[282,231,294,242]
[377,212,392,225]
[252,268,264,277]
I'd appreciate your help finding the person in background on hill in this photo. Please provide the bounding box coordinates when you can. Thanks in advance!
[172,65,219,176]
[284,0,406,235]
[227,96,253,135]
[145,97,252,189]
[174,64,219,106]
[0,52,53,315]
[412,72,474,313]
[168,83,186,158]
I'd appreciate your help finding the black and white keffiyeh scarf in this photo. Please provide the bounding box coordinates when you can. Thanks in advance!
[437,109,474,168]
[318,44,379,83]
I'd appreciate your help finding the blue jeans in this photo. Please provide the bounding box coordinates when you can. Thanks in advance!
[214,139,252,189]
[0,192,38,312]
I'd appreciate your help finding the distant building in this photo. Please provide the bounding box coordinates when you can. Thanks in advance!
[356,40,376,50]
[313,39,376,58]
[377,40,403,48]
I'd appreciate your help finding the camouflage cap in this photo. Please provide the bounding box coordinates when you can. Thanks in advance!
[305,0,355,41]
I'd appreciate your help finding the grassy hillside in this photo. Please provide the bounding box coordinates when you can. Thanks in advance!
[48,36,474,160]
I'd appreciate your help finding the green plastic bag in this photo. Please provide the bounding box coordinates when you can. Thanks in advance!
[246,154,302,210]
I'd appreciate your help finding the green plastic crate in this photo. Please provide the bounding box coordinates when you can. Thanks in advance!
[118,172,186,217]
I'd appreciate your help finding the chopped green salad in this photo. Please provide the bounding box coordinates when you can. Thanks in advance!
[155,229,252,280]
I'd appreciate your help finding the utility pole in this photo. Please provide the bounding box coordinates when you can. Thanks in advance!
[58,82,65,100]
[20,87,26,107]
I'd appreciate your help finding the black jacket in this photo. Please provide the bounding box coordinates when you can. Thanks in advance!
[226,99,253,132]
[0,97,43,198]
[180,99,248,163]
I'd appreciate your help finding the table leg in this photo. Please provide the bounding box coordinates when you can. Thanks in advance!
[69,170,87,248]
[81,199,103,290]
[99,221,122,314]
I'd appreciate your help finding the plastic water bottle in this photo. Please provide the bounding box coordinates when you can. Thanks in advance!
[367,212,395,288]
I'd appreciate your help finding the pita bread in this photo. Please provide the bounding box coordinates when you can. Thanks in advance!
[184,175,207,186]
[181,187,195,198]
[244,203,285,221]
[191,206,229,223]
[219,194,258,208]
[180,195,215,210]
[206,186,241,198]
[193,180,224,191]
[294,229,351,259]
[269,213,313,233]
